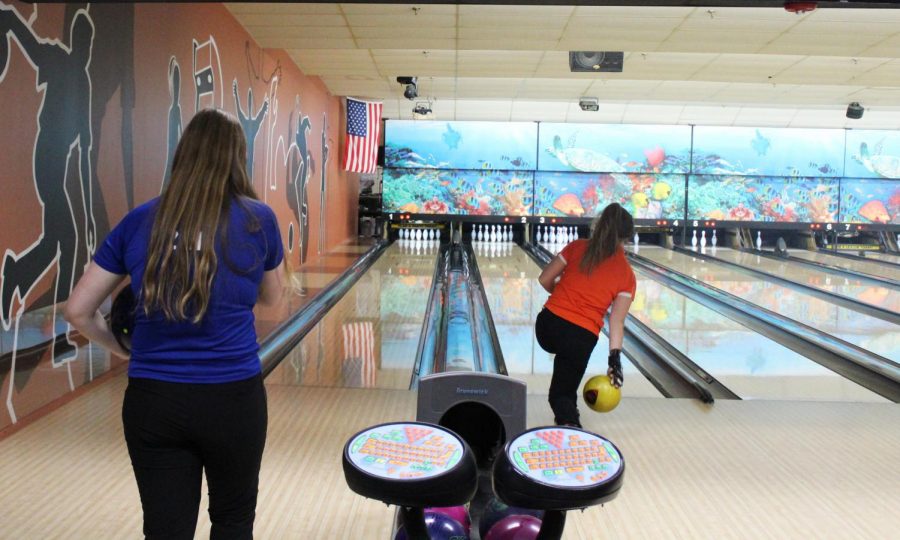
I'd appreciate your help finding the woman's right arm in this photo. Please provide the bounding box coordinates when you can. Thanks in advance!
[257,261,286,307]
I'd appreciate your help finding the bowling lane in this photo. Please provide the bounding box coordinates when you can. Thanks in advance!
[472,242,662,398]
[789,249,900,282]
[853,251,900,264]
[267,241,440,390]
[636,246,899,363]
[478,243,885,402]
[704,247,900,313]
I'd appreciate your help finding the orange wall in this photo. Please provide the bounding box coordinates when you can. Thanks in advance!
[0,1,358,433]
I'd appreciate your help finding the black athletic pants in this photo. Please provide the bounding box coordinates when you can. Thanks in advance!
[535,308,599,427]
[122,374,268,540]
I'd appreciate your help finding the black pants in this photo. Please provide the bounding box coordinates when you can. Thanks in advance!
[535,308,599,427]
[122,374,268,540]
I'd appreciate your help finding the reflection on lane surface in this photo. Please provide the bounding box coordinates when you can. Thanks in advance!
[850,251,900,264]
[636,246,899,363]
[473,243,662,398]
[489,244,883,401]
[789,249,900,282]
[701,247,900,312]
[267,242,439,390]
[629,265,884,402]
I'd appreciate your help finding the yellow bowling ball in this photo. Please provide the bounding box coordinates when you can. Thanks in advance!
[582,375,622,413]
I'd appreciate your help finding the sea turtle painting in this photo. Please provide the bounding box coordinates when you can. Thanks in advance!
[546,134,626,173]
[855,142,900,179]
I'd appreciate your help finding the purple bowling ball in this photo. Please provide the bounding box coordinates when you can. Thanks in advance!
[484,514,543,540]
[394,510,469,540]
[427,506,471,534]
[478,497,544,537]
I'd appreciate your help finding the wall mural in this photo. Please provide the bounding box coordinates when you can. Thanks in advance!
[687,175,840,223]
[538,123,691,174]
[0,2,351,431]
[383,168,534,216]
[1,6,97,390]
[162,56,183,191]
[534,171,685,220]
[845,129,900,180]
[384,120,899,225]
[385,120,537,171]
[692,126,844,177]
[839,178,900,224]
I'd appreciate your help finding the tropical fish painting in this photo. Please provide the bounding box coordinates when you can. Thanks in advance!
[534,171,686,220]
[383,168,534,216]
[839,178,900,224]
[687,175,839,223]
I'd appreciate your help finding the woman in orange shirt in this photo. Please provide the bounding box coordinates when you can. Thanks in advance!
[536,203,636,427]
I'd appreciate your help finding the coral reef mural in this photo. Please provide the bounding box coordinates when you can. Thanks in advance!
[385,120,536,171]
[839,178,900,224]
[538,123,691,174]
[692,126,844,177]
[383,168,533,216]
[687,175,839,223]
[534,172,685,220]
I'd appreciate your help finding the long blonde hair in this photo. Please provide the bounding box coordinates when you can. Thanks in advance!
[580,203,634,274]
[142,109,258,322]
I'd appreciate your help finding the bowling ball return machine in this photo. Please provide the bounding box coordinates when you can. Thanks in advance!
[342,372,625,539]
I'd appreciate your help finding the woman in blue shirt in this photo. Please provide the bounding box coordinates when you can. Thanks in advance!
[66,108,285,539]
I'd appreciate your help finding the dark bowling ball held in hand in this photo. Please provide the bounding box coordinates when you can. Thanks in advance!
[110,286,136,352]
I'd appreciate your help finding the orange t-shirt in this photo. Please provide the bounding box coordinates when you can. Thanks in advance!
[544,240,637,336]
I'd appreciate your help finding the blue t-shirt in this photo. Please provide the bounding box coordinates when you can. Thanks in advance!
[94,197,284,383]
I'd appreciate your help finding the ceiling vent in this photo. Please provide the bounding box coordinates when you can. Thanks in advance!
[569,51,624,73]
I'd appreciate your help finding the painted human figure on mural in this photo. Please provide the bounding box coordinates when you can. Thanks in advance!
[293,101,312,264]
[0,6,95,364]
[233,79,268,181]
[318,112,329,255]
[162,56,183,192]
[192,36,221,112]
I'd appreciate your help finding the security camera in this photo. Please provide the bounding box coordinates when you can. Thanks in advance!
[404,83,418,100]
[579,97,600,112]
[846,102,864,119]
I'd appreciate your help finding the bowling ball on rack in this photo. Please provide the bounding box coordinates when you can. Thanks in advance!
[110,286,136,353]
[426,506,471,534]
[583,374,621,413]
[394,510,468,540]
[484,514,542,540]
[478,497,543,538]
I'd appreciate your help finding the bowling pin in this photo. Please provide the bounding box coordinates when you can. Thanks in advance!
[700,230,707,248]
[711,229,718,247]
[537,226,543,244]
[549,226,557,244]
[691,230,698,248]
[756,231,762,251]
[633,231,639,246]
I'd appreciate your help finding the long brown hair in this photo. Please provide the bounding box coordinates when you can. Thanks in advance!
[580,203,634,274]
[142,109,258,322]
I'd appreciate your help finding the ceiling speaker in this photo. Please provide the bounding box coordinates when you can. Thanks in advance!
[569,51,624,73]
[846,102,864,120]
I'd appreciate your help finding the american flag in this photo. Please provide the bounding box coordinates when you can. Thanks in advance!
[342,321,376,388]
[343,98,382,174]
